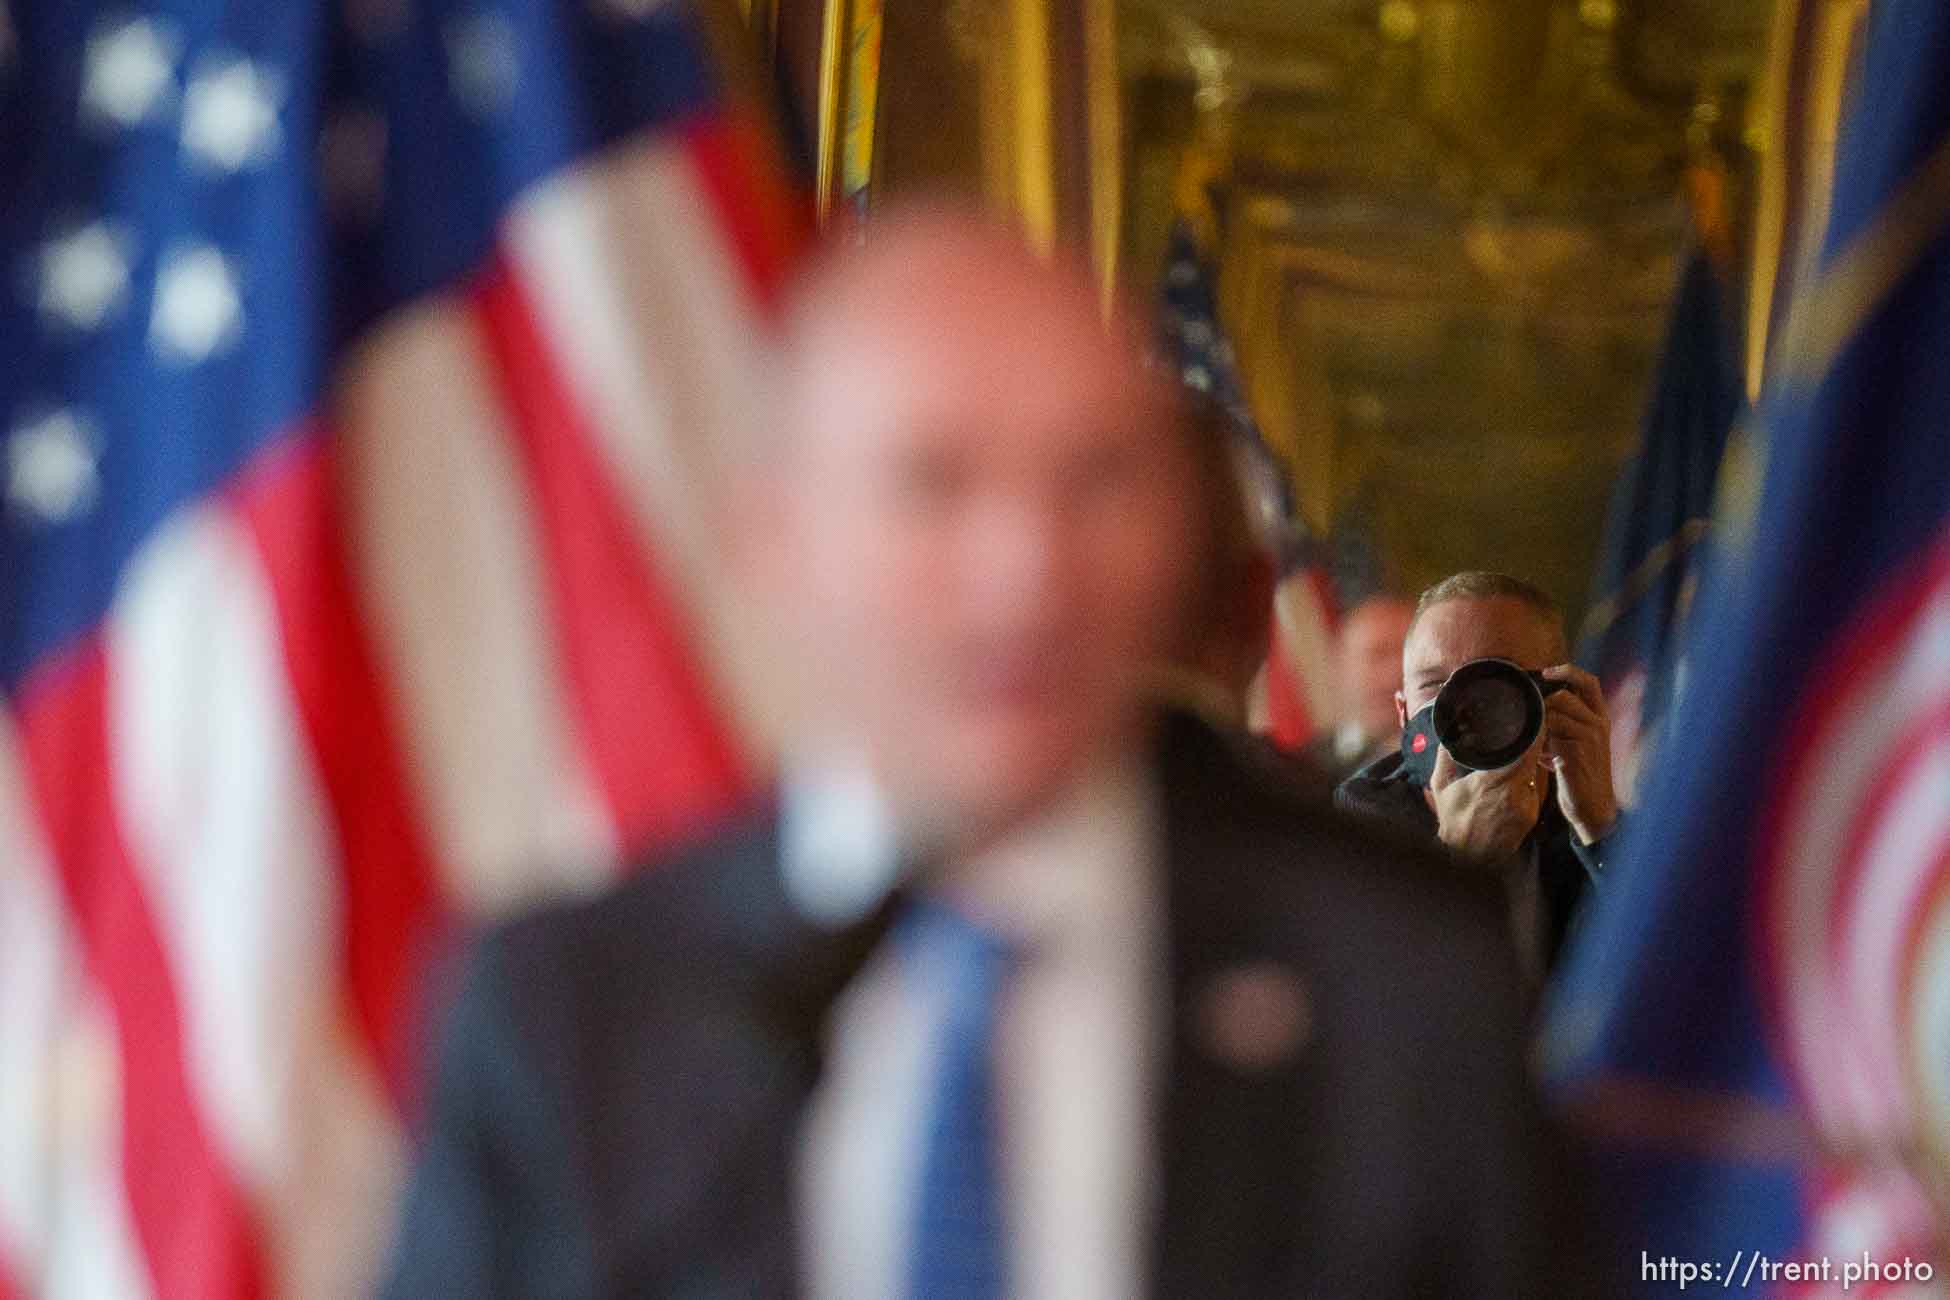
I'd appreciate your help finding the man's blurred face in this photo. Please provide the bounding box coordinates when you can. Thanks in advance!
[1338,597,1413,739]
[1396,595,1564,724]
[769,222,1195,839]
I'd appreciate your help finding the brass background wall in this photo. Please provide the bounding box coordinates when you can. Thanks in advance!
[771,0,1864,627]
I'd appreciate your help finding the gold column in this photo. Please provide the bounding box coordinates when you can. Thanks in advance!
[1083,0,1124,306]
[1011,0,1057,252]
[815,0,850,219]
[976,0,1059,253]
[812,0,886,220]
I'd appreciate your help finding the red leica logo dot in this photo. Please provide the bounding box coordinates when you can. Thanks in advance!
[1412,733,1429,753]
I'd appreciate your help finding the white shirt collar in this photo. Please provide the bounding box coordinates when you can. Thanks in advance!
[1335,720,1384,765]
[794,747,1165,1300]
[779,748,905,929]
[779,748,1159,950]
[929,752,1157,951]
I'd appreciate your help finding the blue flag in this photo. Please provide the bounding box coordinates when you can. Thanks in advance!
[1576,243,1744,797]
[1546,0,1950,1290]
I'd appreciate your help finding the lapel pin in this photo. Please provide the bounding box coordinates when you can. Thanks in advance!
[1194,961,1312,1073]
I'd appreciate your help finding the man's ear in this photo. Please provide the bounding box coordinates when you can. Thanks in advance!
[1394,690,1409,729]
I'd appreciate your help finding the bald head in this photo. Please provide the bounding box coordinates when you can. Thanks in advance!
[749,205,1197,842]
[777,207,1168,461]
[785,207,1106,333]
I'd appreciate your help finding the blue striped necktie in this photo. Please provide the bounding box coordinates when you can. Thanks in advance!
[904,902,1016,1300]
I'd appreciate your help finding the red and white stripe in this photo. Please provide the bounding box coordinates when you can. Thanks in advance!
[1762,530,1950,1283]
[1782,1166,1943,1299]
[0,118,798,1299]
[1765,533,1950,1145]
[1252,568,1339,751]
[0,714,150,1300]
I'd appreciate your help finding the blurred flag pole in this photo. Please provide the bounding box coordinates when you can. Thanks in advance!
[1546,0,1950,1291]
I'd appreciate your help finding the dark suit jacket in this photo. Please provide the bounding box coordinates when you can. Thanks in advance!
[1333,752,1610,973]
[383,712,1588,1299]
[1299,731,1390,787]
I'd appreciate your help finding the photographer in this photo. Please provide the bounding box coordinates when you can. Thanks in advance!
[1335,571,1621,983]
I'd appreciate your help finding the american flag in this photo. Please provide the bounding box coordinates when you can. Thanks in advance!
[1156,217,1338,748]
[0,1,797,1295]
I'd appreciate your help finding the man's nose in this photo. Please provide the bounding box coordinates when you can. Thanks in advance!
[961,496,1080,625]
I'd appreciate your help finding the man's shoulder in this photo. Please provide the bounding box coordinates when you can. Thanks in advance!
[459,806,781,1022]
[1155,711,1503,931]
[1332,751,1424,818]
[1155,714,1523,1052]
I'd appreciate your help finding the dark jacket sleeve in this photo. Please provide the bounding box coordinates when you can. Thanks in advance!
[378,935,595,1300]
[1567,811,1624,885]
[1418,894,1601,1297]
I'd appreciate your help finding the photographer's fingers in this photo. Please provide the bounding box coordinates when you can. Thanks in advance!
[1545,692,1604,741]
[1542,664,1606,715]
[1527,731,1554,792]
[1541,686,1620,841]
[1430,743,1466,792]
[1507,765,1550,829]
[1478,734,1548,813]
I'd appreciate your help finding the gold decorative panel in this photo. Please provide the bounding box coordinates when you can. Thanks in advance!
[1113,0,1771,619]
[789,0,1782,622]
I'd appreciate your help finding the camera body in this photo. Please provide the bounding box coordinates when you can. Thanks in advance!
[1399,657,1568,786]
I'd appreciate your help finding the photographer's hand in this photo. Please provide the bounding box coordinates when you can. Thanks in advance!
[1541,664,1619,845]
[1426,740,1548,866]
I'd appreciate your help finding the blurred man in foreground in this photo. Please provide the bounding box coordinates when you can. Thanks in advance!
[1306,593,1415,781]
[1336,572,1620,983]
[383,210,1582,1298]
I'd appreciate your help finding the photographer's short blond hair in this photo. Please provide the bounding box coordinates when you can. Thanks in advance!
[1411,571,1567,658]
